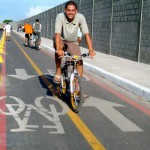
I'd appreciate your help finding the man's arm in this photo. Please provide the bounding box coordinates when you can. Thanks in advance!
[55,33,61,51]
[54,14,63,56]
[79,14,95,58]
[55,33,64,56]
[85,33,95,59]
[77,28,82,43]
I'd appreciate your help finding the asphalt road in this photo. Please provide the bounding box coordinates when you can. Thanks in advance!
[0,32,150,150]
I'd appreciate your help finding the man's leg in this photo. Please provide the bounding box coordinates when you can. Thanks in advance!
[32,32,36,41]
[25,34,28,45]
[55,52,62,75]
[6,33,8,41]
[76,60,83,77]
[30,34,32,40]
[76,60,88,98]
[53,39,64,83]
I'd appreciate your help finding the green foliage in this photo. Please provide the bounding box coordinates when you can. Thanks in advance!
[3,19,13,23]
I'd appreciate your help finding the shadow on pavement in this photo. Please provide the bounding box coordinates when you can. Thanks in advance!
[39,75,69,103]
[22,43,39,51]
[38,74,72,110]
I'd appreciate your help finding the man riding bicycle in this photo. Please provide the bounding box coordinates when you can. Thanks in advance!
[33,19,42,49]
[24,22,33,46]
[53,1,95,84]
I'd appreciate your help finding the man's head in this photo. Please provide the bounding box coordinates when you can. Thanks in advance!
[64,1,77,21]
[36,19,39,22]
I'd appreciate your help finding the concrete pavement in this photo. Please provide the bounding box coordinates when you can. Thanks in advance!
[13,31,150,101]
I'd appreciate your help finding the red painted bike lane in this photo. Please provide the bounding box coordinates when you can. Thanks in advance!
[0,43,6,150]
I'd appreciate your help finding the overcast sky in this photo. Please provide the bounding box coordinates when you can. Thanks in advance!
[0,0,68,22]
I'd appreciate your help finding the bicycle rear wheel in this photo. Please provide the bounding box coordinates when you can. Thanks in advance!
[70,74,83,113]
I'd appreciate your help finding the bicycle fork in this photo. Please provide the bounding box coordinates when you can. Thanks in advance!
[70,71,79,93]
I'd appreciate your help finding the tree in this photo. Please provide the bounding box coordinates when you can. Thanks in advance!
[3,20,13,23]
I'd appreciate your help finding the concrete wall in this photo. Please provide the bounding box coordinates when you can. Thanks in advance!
[140,0,150,64]
[10,0,150,65]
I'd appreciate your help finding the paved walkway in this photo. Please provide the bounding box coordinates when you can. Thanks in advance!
[13,31,150,101]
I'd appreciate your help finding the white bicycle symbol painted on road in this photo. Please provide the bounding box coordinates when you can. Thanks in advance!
[0,96,69,134]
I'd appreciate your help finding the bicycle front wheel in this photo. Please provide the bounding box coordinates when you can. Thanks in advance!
[70,74,83,113]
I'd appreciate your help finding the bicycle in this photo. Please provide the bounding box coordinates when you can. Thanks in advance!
[58,51,89,113]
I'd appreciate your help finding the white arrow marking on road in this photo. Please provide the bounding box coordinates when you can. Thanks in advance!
[8,69,36,80]
[83,97,143,132]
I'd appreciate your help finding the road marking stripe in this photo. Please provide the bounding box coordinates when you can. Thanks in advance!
[12,35,106,150]
[68,110,106,149]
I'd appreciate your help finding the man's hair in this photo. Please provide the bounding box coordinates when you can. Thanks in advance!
[65,1,77,9]
[36,19,39,22]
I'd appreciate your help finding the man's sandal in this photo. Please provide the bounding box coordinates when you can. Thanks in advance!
[53,75,61,84]
[83,94,89,99]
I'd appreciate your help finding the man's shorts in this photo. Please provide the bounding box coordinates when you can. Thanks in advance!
[53,38,81,56]
[25,34,32,38]
[6,32,10,36]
